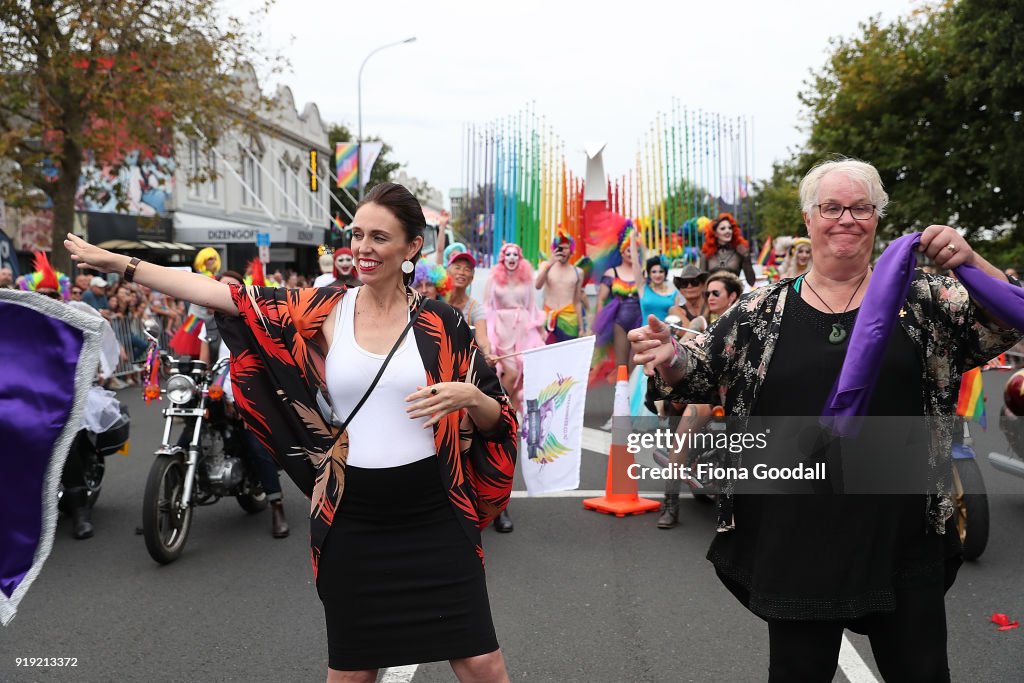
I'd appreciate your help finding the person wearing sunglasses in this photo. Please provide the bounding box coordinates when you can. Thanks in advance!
[704,271,743,323]
[668,264,710,330]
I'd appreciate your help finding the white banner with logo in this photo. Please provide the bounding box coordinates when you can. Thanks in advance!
[520,336,595,496]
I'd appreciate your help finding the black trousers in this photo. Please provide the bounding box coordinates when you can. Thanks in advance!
[767,581,950,683]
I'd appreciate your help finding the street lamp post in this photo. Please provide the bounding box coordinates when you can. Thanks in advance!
[357,36,416,200]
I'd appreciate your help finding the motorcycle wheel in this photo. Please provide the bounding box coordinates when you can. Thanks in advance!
[142,453,193,564]
[952,458,989,561]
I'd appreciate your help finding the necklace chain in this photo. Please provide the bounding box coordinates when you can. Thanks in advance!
[801,270,869,344]
[802,271,868,316]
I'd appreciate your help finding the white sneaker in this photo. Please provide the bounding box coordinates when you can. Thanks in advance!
[107,377,127,390]
[600,417,613,431]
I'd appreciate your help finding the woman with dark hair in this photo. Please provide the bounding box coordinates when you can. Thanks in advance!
[700,213,756,286]
[629,234,676,324]
[64,181,518,683]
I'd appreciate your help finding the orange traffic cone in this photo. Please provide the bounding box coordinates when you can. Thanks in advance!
[583,365,661,517]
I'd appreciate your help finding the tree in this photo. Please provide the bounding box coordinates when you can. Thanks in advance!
[325,122,401,234]
[796,0,1023,241]
[0,0,282,270]
[754,159,805,238]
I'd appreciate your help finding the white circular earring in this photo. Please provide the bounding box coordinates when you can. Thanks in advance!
[401,260,415,274]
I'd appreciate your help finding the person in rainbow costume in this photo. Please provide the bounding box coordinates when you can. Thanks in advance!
[536,230,584,344]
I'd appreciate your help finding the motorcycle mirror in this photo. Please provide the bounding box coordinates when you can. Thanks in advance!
[143,319,161,341]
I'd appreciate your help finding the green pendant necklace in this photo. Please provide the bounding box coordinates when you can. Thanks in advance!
[800,271,869,344]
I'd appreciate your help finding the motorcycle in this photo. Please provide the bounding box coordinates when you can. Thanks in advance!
[140,330,268,564]
[58,386,131,520]
[988,366,1024,491]
[951,418,988,561]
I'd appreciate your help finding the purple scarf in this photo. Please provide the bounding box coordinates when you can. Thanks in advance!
[822,232,1024,436]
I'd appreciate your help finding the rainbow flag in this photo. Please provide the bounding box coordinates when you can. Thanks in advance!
[956,366,986,428]
[332,214,346,234]
[757,236,773,266]
[335,143,358,189]
[169,313,203,357]
[181,314,201,333]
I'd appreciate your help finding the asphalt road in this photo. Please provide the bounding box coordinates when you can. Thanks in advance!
[2,372,1023,682]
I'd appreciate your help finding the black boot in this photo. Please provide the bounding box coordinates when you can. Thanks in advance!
[495,509,514,533]
[270,499,289,538]
[657,494,679,529]
[66,488,94,540]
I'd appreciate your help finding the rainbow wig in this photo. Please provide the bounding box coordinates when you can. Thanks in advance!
[16,251,70,300]
[412,261,451,297]
[551,230,576,253]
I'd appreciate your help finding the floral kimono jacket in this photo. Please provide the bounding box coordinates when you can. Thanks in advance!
[651,271,1022,532]
[218,284,518,579]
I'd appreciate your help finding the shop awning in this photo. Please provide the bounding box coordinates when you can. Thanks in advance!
[97,239,196,251]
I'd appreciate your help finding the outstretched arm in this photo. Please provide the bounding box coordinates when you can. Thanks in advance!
[65,234,237,316]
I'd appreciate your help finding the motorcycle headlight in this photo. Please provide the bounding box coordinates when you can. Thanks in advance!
[166,374,197,405]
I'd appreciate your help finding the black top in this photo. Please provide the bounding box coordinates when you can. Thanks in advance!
[707,280,961,621]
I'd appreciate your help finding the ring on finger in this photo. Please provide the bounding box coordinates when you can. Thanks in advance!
[945,243,958,254]
[430,387,438,396]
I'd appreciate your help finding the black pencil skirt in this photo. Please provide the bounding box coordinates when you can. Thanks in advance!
[316,455,499,671]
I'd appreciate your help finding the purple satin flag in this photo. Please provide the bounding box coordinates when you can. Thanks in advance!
[822,232,1024,437]
[0,291,101,625]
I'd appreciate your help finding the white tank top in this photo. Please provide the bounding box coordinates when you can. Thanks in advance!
[324,287,436,468]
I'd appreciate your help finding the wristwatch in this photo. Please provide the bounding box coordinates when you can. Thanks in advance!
[123,257,141,284]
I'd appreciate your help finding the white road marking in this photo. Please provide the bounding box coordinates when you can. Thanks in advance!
[381,664,419,682]
[510,489,676,498]
[839,633,879,683]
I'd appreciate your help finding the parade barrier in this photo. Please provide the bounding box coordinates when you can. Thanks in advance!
[583,365,661,517]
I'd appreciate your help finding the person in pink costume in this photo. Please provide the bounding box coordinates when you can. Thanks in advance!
[485,243,545,414]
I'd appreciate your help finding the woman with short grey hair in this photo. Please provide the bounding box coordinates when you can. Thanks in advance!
[631,157,1022,681]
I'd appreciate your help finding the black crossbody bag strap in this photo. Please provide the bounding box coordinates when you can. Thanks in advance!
[337,300,424,433]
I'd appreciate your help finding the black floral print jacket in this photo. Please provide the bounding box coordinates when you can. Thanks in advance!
[650,271,1022,532]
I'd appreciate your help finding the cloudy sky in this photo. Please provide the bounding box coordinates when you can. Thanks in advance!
[227,0,920,208]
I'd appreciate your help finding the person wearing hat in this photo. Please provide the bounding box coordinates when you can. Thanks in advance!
[444,246,494,364]
[536,231,584,344]
[328,247,361,288]
[667,263,710,332]
[82,275,109,311]
[779,236,813,279]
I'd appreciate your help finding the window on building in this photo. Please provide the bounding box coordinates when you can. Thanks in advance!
[207,150,218,200]
[240,147,261,208]
[290,170,299,217]
[187,140,201,199]
[279,162,289,216]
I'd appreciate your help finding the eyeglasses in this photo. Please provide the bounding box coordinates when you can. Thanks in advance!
[553,245,569,253]
[677,278,701,288]
[71,289,83,295]
[704,290,725,299]
[816,203,876,220]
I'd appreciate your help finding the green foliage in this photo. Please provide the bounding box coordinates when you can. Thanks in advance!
[0,0,284,269]
[795,0,1023,248]
[754,160,805,237]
